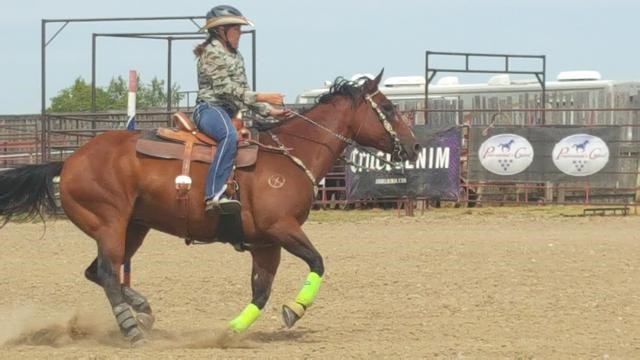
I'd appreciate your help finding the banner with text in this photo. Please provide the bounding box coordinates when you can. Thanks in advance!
[467,127,625,186]
[345,126,461,200]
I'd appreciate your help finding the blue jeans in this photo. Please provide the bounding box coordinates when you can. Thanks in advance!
[193,101,238,201]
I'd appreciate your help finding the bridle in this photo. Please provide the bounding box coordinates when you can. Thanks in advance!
[284,89,406,164]
[363,90,405,161]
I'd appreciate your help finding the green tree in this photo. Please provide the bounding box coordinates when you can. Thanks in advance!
[105,76,128,110]
[137,77,183,109]
[138,77,167,109]
[49,77,112,112]
[49,75,183,112]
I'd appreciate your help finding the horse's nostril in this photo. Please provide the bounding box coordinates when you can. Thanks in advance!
[413,143,422,153]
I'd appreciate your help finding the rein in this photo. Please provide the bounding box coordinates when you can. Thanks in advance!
[252,89,407,199]
[266,130,319,196]
[282,90,405,171]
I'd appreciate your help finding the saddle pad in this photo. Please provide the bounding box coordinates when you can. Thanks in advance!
[136,139,258,167]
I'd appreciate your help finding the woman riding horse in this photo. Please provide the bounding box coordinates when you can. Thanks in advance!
[194,5,289,215]
[0,72,420,345]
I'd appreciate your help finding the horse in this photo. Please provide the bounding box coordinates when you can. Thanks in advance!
[498,139,515,152]
[0,70,419,345]
[572,139,589,152]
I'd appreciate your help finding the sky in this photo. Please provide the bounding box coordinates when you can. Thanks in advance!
[1,0,639,114]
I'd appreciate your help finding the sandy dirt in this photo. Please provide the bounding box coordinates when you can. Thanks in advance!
[1,207,640,359]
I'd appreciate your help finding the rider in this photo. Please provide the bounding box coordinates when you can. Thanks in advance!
[194,5,288,215]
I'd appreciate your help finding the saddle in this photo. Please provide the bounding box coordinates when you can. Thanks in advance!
[135,112,253,252]
[135,112,258,195]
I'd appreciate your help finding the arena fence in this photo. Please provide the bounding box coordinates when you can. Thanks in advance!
[0,115,40,167]
[3,108,640,209]
[43,110,174,161]
[313,107,640,208]
[430,107,640,207]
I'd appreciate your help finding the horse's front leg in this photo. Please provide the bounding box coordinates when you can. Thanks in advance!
[268,220,324,328]
[228,245,281,332]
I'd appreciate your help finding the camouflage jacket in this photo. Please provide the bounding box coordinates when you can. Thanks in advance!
[197,39,270,117]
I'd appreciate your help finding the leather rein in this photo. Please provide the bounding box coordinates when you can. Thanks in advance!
[272,90,406,191]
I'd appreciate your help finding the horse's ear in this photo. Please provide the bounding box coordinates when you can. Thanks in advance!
[365,68,384,92]
[374,68,384,85]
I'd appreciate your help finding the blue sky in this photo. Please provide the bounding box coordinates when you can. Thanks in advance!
[1,0,639,114]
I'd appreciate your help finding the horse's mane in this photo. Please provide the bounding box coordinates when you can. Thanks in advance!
[316,77,368,105]
[253,77,369,132]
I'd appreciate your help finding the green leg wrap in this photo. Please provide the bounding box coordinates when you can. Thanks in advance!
[294,272,323,308]
[229,303,261,333]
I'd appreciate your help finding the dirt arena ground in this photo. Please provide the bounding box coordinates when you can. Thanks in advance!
[1,207,640,359]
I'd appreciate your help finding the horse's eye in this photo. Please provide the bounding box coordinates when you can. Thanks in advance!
[382,103,395,113]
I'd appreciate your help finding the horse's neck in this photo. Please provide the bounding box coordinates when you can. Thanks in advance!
[270,101,352,181]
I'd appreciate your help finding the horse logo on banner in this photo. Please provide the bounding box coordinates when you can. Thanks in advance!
[552,134,609,176]
[478,134,534,176]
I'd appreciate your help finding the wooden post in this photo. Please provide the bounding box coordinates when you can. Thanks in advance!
[122,70,137,287]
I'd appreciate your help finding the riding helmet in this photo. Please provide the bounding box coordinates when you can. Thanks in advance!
[200,5,254,31]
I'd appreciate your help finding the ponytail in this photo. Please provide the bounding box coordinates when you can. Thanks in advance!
[192,26,237,57]
[193,30,217,57]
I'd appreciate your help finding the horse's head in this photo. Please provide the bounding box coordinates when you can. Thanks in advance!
[350,70,420,162]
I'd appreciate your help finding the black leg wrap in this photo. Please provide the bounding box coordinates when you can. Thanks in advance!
[218,211,247,252]
[122,286,152,314]
[113,303,144,343]
[84,258,100,285]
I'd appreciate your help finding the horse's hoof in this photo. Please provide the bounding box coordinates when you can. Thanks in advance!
[282,302,305,328]
[136,313,155,331]
[131,337,148,348]
[128,328,147,347]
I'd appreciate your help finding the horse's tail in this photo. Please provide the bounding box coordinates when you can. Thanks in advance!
[0,161,64,225]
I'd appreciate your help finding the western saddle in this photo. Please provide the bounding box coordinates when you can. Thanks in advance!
[135,112,258,196]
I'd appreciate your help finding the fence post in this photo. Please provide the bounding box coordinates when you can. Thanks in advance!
[122,70,137,287]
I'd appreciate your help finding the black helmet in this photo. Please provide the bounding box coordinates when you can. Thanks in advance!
[200,5,253,31]
[207,5,243,19]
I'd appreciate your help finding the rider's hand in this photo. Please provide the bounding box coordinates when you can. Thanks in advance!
[269,107,293,119]
[257,92,285,106]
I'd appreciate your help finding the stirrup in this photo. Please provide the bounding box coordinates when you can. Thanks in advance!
[205,198,241,216]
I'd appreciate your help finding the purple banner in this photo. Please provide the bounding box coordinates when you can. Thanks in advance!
[345,126,461,200]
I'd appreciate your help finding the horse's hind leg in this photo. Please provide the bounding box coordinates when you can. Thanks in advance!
[83,223,153,330]
[122,222,155,330]
[267,219,324,328]
[60,150,146,345]
[76,220,145,345]
[95,245,146,346]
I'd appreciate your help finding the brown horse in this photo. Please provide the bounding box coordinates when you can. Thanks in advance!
[0,70,419,345]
